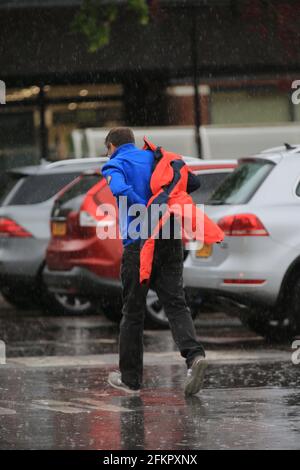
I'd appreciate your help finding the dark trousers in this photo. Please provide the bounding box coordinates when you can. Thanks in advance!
[119,238,205,390]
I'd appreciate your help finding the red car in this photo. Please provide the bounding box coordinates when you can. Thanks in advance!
[44,157,236,328]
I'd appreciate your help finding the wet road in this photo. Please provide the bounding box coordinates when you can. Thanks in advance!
[0,295,299,450]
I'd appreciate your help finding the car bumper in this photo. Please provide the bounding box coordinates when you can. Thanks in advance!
[183,248,286,308]
[0,237,47,287]
[43,266,122,298]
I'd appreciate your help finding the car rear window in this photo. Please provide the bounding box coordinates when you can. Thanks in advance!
[5,172,81,205]
[55,174,101,211]
[0,173,25,205]
[207,159,274,205]
[191,172,231,204]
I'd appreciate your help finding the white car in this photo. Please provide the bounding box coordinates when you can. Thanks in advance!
[184,144,300,342]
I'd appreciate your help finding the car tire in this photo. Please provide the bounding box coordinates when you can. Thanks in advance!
[100,292,170,329]
[0,286,41,310]
[100,290,198,329]
[282,271,300,335]
[42,291,100,316]
[144,290,169,329]
[239,306,298,343]
[145,290,199,329]
[100,297,123,323]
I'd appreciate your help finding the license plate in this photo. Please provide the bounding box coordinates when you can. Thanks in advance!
[196,243,213,258]
[52,222,67,236]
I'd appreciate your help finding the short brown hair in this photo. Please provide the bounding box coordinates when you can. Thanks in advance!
[105,127,135,148]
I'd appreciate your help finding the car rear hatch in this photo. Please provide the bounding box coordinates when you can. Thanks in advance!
[50,172,102,236]
[189,156,277,268]
[47,171,108,270]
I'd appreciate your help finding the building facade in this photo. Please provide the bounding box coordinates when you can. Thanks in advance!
[1,0,300,166]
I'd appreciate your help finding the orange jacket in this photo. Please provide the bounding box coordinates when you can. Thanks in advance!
[139,138,225,284]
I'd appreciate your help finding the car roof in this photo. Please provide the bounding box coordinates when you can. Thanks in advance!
[7,157,108,176]
[183,156,237,166]
[239,144,300,164]
[7,156,237,177]
[7,143,300,176]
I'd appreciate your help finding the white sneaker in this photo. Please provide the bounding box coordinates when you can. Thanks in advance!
[108,371,140,394]
[184,356,207,396]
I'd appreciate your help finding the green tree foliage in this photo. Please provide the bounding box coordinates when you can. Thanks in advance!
[72,0,150,52]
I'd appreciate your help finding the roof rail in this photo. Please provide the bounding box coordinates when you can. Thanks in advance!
[45,157,107,169]
[261,144,300,154]
[284,142,297,150]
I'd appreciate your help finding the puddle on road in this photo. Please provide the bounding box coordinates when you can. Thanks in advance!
[0,364,299,450]
[0,310,284,358]
[0,307,299,449]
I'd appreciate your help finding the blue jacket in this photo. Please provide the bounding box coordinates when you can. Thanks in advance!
[102,143,154,246]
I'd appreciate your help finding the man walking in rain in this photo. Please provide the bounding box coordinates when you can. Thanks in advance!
[102,127,215,396]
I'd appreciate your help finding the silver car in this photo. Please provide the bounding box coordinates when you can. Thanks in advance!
[184,144,300,342]
[0,158,106,314]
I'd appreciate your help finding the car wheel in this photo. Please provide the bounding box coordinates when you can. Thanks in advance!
[100,290,198,329]
[145,290,198,329]
[145,290,169,329]
[100,297,123,323]
[44,292,99,316]
[287,272,300,329]
[0,286,41,310]
[239,307,298,343]
[100,291,168,328]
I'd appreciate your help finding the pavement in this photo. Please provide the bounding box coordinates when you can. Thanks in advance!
[0,295,299,450]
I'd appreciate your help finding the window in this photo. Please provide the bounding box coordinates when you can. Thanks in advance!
[0,173,25,205]
[296,181,300,197]
[56,174,101,212]
[211,90,291,125]
[6,172,81,205]
[191,172,231,204]
[208,160,274,205]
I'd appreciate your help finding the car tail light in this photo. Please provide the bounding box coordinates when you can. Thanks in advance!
[218,214,269,237]
[0,217,32,238]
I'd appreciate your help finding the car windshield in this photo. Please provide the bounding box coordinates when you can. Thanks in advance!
[5,172,82,205]
[207,159,275,205]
